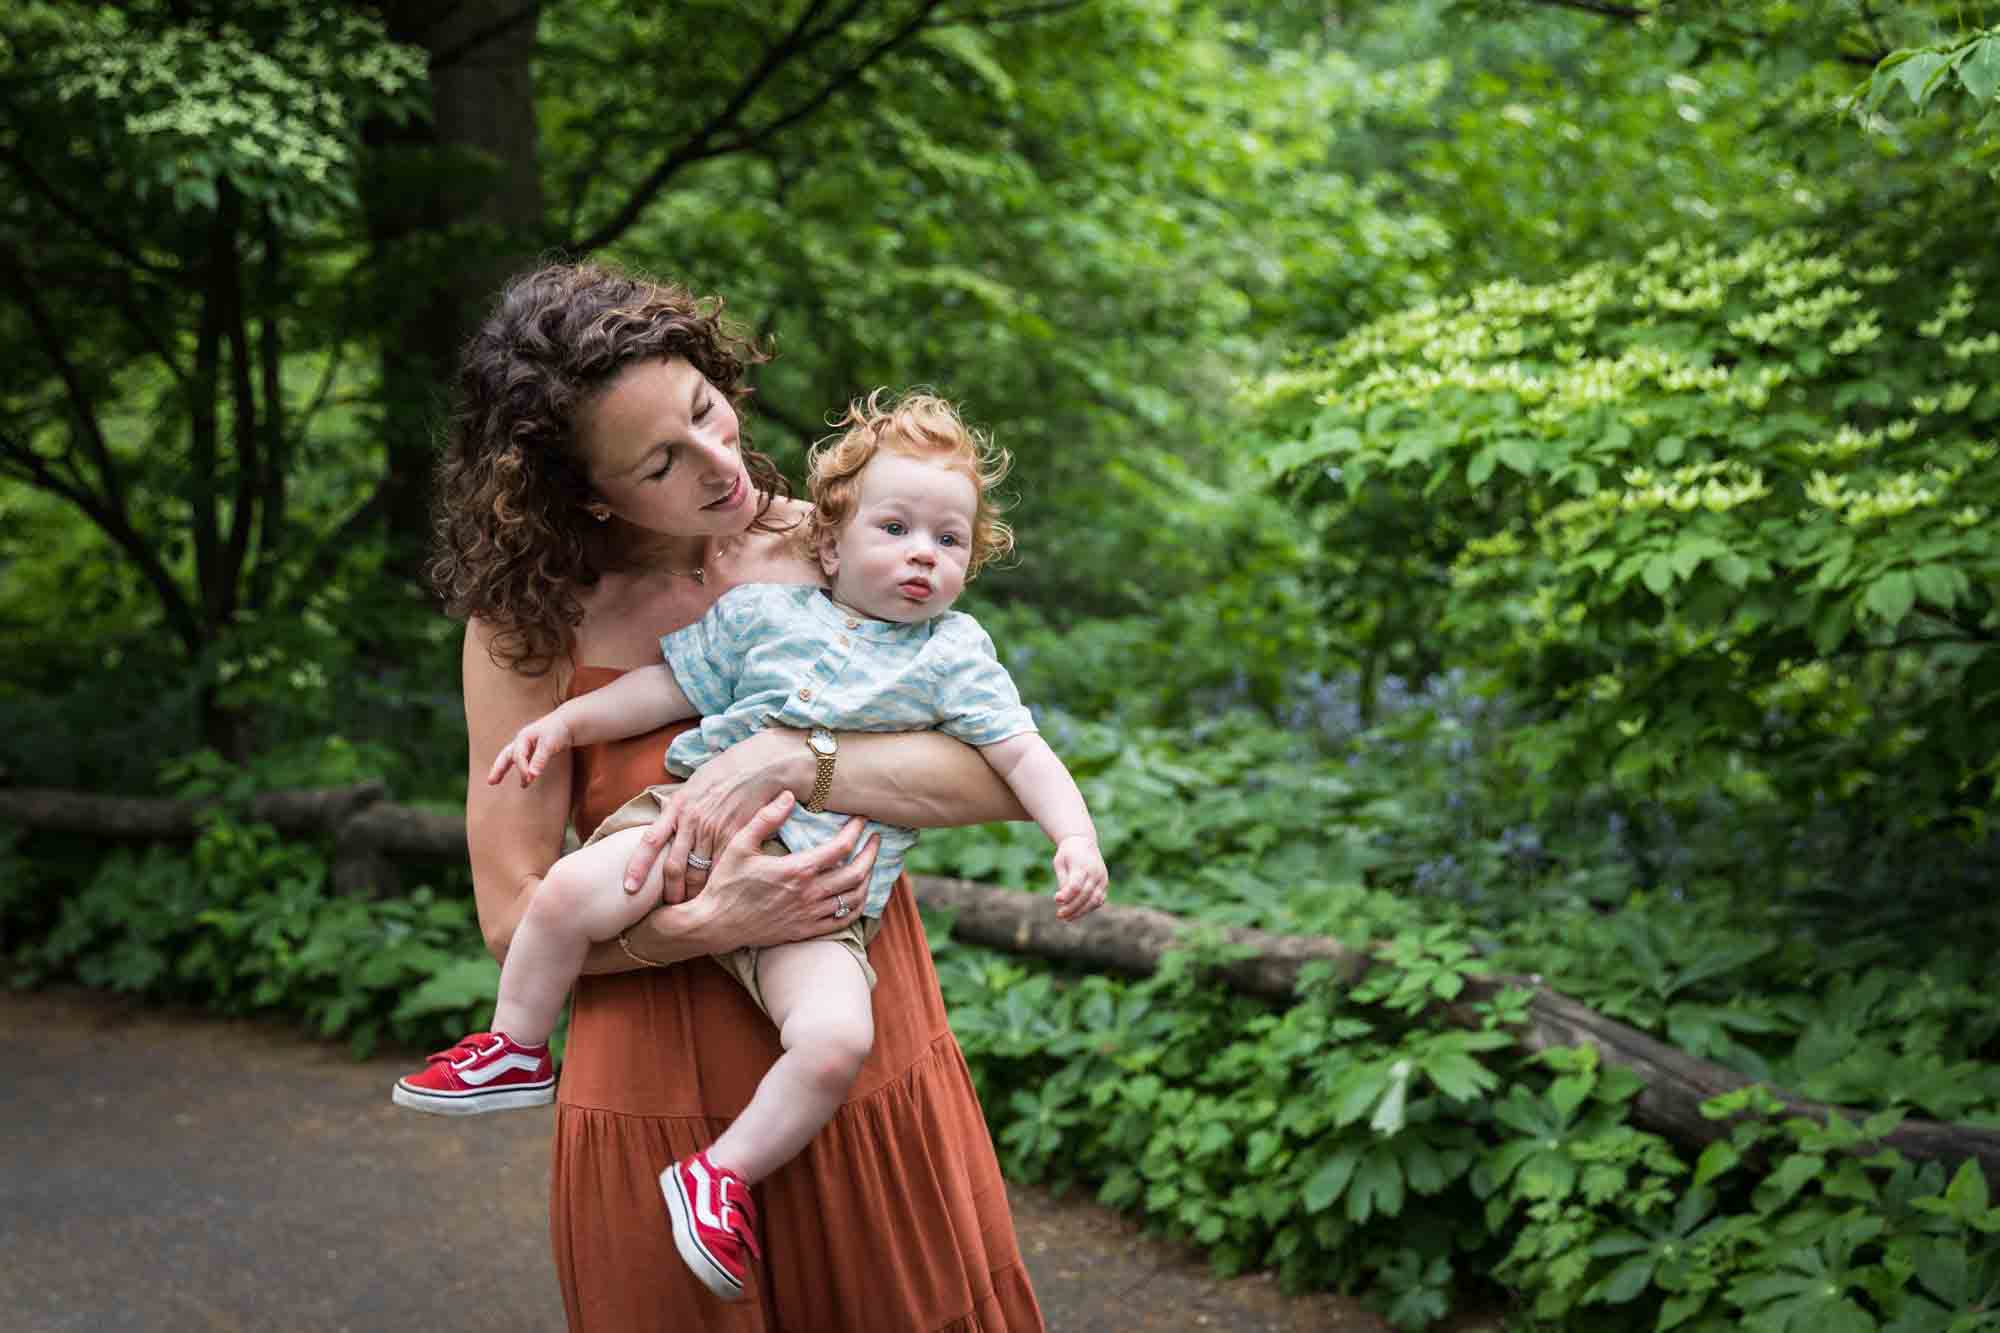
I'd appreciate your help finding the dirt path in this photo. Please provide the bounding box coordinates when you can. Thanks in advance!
[2,987,1494,1332]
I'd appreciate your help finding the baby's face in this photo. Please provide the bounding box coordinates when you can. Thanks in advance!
[822,452,977,623]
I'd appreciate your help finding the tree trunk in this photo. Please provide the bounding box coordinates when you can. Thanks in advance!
[363,2,547,577]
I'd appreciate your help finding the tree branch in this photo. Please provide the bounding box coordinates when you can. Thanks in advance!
[0,245,133,521]
[189,197,231,629]
[1523,0,1647,17]
[220,203,259,627]
[572,0,955,253]
[0,430,205,655]
[1509,0,1885,67]
[926,0,1088,23]
[570,0,846,252]
[0,144,176,278]
[251,215,286,612]
[427,1,540,71]
[705,1,949,158]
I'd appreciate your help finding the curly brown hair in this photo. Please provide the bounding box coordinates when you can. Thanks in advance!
[801,389,1015,578]
[429,261,791,675]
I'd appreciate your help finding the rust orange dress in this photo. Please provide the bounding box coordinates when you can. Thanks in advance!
[549,666,1045,1331]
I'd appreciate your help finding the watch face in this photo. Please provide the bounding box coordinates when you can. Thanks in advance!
[809,731,837,756]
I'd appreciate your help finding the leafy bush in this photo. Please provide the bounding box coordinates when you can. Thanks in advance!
[930,917,2000,1331]
[1259,226,2000,838]
[6,815,488,1055]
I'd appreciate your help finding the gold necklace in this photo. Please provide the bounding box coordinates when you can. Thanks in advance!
[658,541,707,585]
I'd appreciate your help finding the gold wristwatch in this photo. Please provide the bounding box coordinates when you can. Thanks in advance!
[805,727,838,812]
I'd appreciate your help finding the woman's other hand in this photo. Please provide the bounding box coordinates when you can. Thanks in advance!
[624,791,882,956]
[622,729,801,899]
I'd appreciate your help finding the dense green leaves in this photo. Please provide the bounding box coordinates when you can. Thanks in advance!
[1261,225,2000,830]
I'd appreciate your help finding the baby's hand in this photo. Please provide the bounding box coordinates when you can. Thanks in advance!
[1051,836,1108,921]
[486,712,576,788]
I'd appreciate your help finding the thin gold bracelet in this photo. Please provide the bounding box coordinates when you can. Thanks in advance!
[616,930,668,968]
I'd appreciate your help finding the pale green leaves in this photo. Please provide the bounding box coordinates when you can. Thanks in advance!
[18,1,426,222]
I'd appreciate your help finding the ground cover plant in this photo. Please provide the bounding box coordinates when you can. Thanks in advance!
[10,618,2000,1329]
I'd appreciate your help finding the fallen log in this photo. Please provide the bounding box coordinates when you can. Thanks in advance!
[0,783,390,840]
[8,784,2000,1181]
[0,784,459,896]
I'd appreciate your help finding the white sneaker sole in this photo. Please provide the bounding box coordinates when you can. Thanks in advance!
[390,1080,555,1115]
[661,1167,746,1301]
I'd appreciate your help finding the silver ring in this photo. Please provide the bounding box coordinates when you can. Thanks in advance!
[832,896,850,919]
[686,851,714,872]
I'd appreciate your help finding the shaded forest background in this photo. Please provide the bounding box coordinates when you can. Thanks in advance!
[6,3,2000,1330]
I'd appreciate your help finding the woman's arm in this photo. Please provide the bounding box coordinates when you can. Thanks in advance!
[773,726,1030,827]
[460,619,579,963]
[463,622,699,974]
[632,725,1030,902]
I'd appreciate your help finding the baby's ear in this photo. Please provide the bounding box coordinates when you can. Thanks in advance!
[816,535,840,580]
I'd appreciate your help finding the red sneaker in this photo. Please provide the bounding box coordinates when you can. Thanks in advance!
[661,1151,763,1301]
[391,1032,554,1115]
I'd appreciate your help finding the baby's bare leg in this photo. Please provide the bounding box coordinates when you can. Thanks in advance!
[491,827,662,1045]
[705,939,875,1184]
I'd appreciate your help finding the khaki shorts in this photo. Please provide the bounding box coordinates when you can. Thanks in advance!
[584,784,880,1015]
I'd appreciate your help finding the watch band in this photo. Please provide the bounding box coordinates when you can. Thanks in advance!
[806,731,837,813]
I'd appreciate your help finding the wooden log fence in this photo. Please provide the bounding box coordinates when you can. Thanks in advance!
[5,783,1998,1183]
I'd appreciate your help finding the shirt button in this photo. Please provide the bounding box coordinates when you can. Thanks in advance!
[797,687,813,701]
[845,619,860,629]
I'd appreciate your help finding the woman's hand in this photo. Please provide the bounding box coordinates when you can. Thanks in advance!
[622,728,802,899]
[624,792,882,957]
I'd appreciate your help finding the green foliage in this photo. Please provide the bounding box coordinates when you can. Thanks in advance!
[930,916,2000,1331]
[8,816,484,1055]
[1851,20,2000,171]
[1261,225,2000,832]
[9,0,424,222]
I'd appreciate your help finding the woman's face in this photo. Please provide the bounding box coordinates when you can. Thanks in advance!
[577,357,755,537]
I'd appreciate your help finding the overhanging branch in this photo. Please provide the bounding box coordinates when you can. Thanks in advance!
[571,0,951,253]
[1509,0,1885,68]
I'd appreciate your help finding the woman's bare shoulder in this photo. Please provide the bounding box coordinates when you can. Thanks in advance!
[726,499,821,583]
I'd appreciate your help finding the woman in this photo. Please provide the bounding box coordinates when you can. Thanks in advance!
[430,261,1046,1331]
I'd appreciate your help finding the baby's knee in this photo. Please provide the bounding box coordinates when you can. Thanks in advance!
[796,1020,874,1092]
[530,859,593,919]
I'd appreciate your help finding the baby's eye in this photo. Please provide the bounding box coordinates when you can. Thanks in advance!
[883,520,907,536]
[938,533,961,547]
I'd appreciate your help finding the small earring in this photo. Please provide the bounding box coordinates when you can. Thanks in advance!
[589,507,610,524]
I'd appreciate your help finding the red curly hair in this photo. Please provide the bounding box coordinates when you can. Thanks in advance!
[801,389,1015,578]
